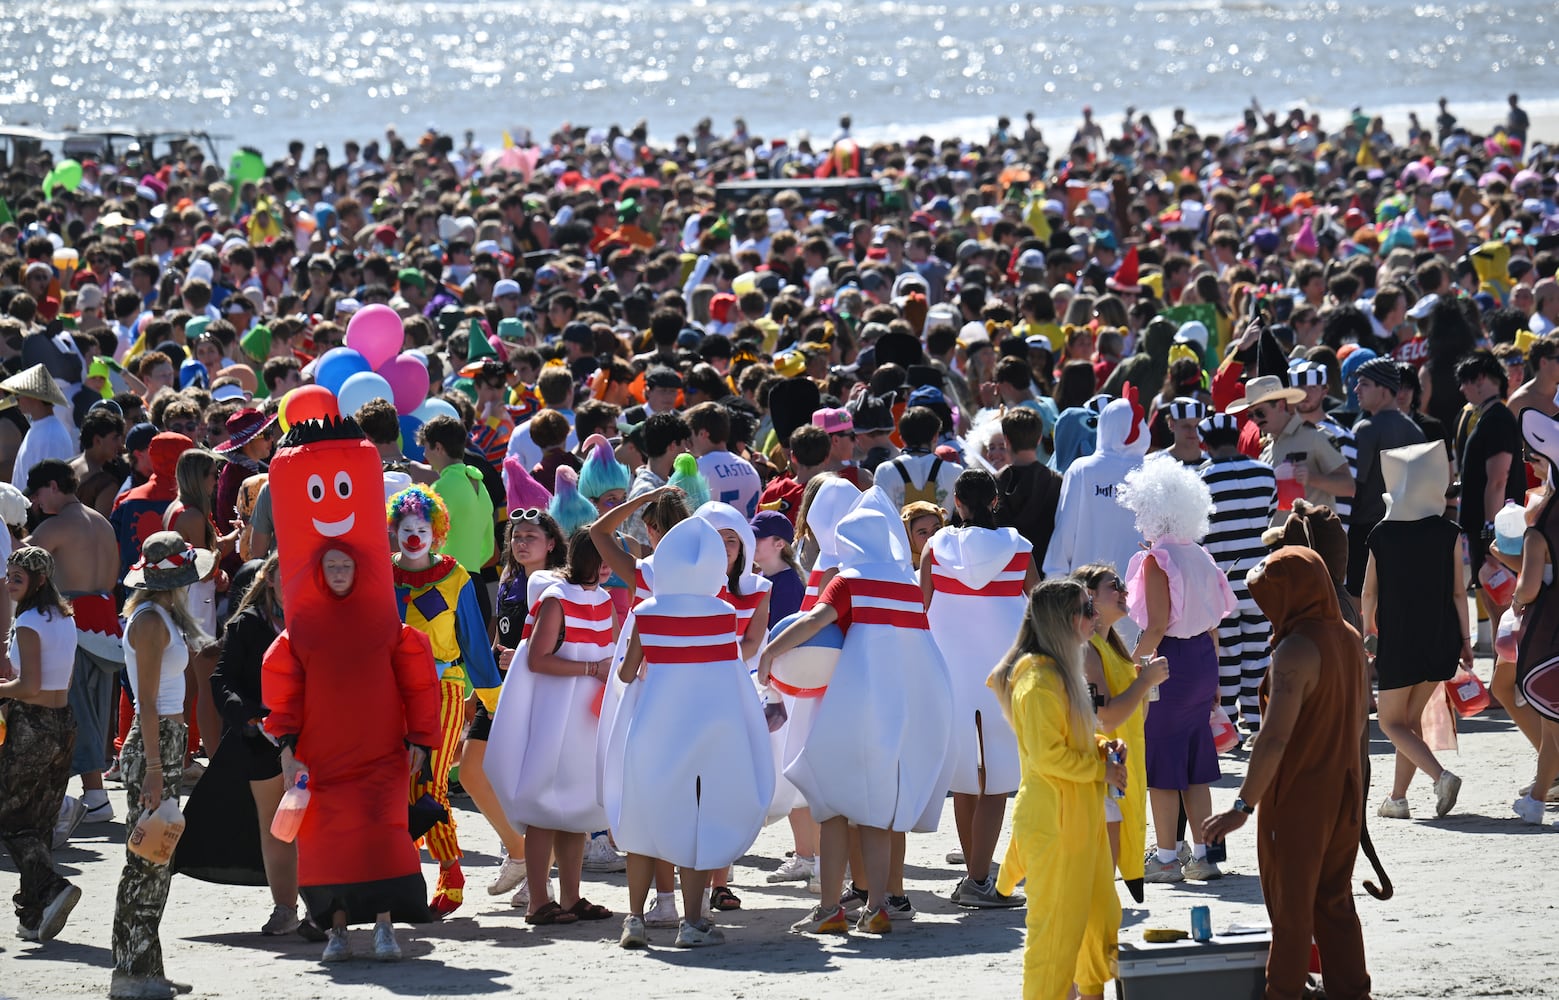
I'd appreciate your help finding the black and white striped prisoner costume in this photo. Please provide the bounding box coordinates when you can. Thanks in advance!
[1200,451,1277,728]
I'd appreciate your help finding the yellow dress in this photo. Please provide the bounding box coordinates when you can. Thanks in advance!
[1093,633,1148,885]
[993,654,1121,999]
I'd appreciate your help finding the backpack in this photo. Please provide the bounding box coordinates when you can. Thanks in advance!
[892,456,942,507]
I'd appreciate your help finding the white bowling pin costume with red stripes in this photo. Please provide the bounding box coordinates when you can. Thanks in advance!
[486,576,615,834]
[925,525,1032,796]
[785,491,955,832]
[798,477,864,611]
[594,555,652,807]
[485,570,558,804]
[696,501,800,824]
[603,518,774,871]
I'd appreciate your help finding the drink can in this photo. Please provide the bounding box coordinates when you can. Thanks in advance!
[1107,750,1124,800]
[1190,905,1212,942]
[1141,657,1159,702]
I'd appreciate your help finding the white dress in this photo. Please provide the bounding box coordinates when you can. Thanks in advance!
[784,498,955,832]
[487,578,612,833]
[925,525,1031,796]
[601,519,773,869]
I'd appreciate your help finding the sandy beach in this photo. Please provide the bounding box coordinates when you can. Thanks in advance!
[0,648,1548,1000]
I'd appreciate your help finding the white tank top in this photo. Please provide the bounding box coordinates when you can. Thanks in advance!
[124,602,189,716]
[8,607,77,692]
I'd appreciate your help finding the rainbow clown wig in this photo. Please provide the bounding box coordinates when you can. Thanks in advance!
[577,434,631,501]
[387,484,451,551]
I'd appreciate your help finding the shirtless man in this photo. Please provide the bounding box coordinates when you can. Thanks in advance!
[28,459,125,824]
[71,405,128,517]
[1505,335,1559,421]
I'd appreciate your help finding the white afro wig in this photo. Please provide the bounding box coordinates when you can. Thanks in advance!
[1116,452,1213,544]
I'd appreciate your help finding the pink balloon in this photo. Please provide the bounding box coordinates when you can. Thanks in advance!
[380,352,431,416]
[345,304,405,370]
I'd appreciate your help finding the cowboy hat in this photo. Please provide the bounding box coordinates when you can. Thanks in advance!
[0,364,69,409]
[1225,374,1304,414]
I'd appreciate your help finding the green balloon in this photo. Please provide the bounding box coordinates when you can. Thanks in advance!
[54,159,83,192]
[41,168,58,197]
[229,149,265,183]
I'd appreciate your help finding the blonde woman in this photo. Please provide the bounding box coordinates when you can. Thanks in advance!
[112,531,213,1000]
[988,579,1127,1000]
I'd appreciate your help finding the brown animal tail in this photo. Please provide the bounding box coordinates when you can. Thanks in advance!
[1359,819,1393,900]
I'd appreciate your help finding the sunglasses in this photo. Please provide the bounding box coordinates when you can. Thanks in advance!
[1107,578,1127,594]
[509,507,544,522]
[1078,598,1098,619]
[830,430,857,440]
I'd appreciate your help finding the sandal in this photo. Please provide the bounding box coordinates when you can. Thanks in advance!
[525,901,579,926]
[709,886,742,911]
[567,897,614,921]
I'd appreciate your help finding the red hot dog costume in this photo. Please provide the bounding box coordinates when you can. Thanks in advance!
[261,415,442,926]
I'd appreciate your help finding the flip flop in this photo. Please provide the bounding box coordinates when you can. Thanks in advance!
[526,901,579,926]
[567,897,613,921]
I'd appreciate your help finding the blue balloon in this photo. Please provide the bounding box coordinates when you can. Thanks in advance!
[766,612,845,649]
[314,347,372,395]
[399,414,425,462]
[412,397,459,424]
[335,370,394,420]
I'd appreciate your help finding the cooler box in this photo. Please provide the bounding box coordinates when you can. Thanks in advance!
[1116,931,1269,1000]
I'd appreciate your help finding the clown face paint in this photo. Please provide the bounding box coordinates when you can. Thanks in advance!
[396,513,434,562]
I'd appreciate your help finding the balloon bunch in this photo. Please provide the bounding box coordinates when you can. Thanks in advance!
[276,304,456,460]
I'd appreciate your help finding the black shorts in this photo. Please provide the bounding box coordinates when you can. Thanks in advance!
[237,730,283,781]
[466,702,493,742]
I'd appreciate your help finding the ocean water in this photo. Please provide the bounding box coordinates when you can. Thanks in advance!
[0,0,1554,157]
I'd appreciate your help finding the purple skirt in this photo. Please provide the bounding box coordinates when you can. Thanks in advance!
[1144,632,1221,790]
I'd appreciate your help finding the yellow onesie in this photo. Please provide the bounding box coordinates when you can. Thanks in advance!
[1093,633,1147,887]
[994,654,1122,999]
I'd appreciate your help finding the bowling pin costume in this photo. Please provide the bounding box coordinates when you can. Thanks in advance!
[799,477,863,610]
[602,518,774,870]
[487,574,615,835]
[261,415,442,925]
[925,524,1032,796]
[387,485,502,915]
[785,488,954,832]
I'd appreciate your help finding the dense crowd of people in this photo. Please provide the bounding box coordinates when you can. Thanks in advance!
[1,93,1558,1000]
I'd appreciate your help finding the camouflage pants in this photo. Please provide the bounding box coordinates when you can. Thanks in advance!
[111,717,185,977]
[0,702,76,930]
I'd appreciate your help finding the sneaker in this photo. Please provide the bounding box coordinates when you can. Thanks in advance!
[1378,797,1411,820]
[261,904,300,936]
[951,876,1025,908]
[181,758,206,784]
[674,918,726,948]
[766,853,815,883]
[372,922,402,961]
[643,896,679,928]
[107,971,177,999]
[509,880,531,910]
[1176,843,1193,865]
[152,979,193,996]
[1183,857,1223,881]
[82,798,115,824]
[1513,795,1546,825]
[321,927,352,963]
[103,760,123,783]
[789,904,849,935]
[855,905,892,934]
[885,895,915,921]
[838,883,869,913]
[52,795,88,850]
[619,914,648,949]
[1143,856,1184,883]
[36,882,81,941]
[945,849,965,864]
[16,922,38,942]
[296,918,328,943]
[582,834,627,872]
[806,871,822,895]
[1434,771,1462,818]
[488,857,526,896]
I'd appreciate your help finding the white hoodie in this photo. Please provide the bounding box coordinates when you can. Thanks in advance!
[1043,394,1149,581]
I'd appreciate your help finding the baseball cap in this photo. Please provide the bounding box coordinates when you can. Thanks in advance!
[493,278,522,299]
[750,510,795,544]
[812,407,854,435]
[645,366,682,389]
[126,422,158,454]
[561,322,595,346]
